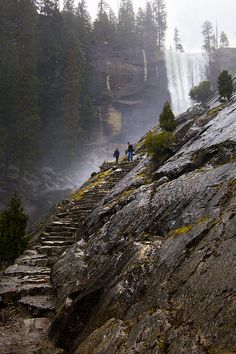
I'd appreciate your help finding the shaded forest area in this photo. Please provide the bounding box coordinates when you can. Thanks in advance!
[0,0,167,192]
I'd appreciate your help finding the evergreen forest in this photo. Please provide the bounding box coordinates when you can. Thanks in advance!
[0,0,167,190]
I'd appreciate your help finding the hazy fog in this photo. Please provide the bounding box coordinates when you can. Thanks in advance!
[83,0,236,52]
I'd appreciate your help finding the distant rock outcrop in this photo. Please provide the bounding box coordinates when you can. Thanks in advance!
[1,100,236,353]
[0,166,75,225]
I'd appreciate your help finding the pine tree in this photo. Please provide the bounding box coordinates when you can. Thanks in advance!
[218,70,233,101]
[15,0,40,191]
[76,0,92,46]
[153,0,167,50]
[97,0,108,15]
[0,194,28,263]
[136,8,145,47]
[63,0,75,13]
[159,102,176,131]
[220,31,229,48]
[144,2,156,50]
[202,21,214,54]
[189,81,212,104]
[0,1,19,178]
[37,0,59,15]
[0,0,40,189]
[174,28,184,52]
[108,8,118,44]
[94,8,110,42]
[118,0,136,48]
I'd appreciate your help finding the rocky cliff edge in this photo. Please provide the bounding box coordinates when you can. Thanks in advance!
[1,101,236,354]
[48,101,236,354]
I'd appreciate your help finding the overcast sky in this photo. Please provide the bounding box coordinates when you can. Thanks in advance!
[69,0,236,52]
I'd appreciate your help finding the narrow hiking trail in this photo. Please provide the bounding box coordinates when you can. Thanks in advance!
[0,159,139,353]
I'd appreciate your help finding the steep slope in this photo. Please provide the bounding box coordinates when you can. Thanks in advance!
[48,102,236,354]
[0,161,139,353]
[1,101,236,354]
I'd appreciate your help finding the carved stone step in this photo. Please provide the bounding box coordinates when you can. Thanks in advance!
[0,275,52,303]
[56,212,71,218]
[16,253,48,267]
[36,245,68,256]
[41,230,75,237]
[40,235,75,242]
[41,240,74,247]
[4,264,51,277]
[19,295,55,314]
[45,225,76,233]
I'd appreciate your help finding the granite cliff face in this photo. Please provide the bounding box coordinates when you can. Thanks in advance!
[90,46,170,143]
[1,101,236,354]
[48,101,236,354]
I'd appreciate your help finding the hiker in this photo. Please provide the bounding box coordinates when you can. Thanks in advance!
[113,148,120,164]
[127,142,134,162]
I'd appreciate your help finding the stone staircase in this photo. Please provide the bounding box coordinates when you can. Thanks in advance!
[0,160,139,316]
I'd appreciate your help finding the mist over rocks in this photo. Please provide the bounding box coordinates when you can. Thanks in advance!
[46,101,236,354]
[0,166,76,225]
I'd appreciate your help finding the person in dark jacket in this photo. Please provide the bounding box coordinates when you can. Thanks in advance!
[127,142,134,162]
[113,148,120,164]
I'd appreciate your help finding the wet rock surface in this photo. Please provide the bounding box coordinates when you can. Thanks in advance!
[0,160,139,353]
[49,102,236,353]
[1,102,236,353]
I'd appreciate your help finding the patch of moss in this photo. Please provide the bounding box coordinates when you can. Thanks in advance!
[196,216,210,224]
[207,103,227,118]
[72,189,86,201]
[156,340,168,353]
[115,188,135,203]
[214,182,224,192]
[136,171,153,185]
[145,177,153,185]
[145,307,159,316]
[72,169,112,201]
[137,172,146,178]
[169,225,193,237]
[168,216,213,239]
[140,231,157,241]
[229,178,236,187]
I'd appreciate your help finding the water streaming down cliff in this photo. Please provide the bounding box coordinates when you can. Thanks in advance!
[165,51,208,115]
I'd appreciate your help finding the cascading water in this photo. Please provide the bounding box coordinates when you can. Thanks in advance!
[165,51,208,115]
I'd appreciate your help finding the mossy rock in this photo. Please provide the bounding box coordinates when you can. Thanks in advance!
[72,169,112,201]
[207,103,227,118]
[169,225,193,237]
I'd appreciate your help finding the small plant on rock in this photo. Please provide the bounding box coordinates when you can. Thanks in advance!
[0,194,28,264]
[146,131,175,162]
[159,102,177,132]
[218,70,233,101]
[189,80,212,104]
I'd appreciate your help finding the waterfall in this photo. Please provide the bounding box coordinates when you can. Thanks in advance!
[106,74,111,92]
[165,51,208,115]
[142,49,148,82]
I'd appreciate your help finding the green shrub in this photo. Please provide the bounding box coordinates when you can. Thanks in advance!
[159,102,177,132]
[0,194,28,263]
[189,80,212,104]
[218,70,233,101]
[146,131,175,162]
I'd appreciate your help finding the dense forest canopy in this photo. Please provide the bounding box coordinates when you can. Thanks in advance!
[0,0,168,192]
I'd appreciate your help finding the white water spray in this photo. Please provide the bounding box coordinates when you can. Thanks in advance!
[165,51,208,115]
[142,49,148,81]
[106,74,111,92]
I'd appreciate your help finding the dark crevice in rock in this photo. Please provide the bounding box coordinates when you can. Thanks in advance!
[153,161,197,182]
[192,142,236,168]
[49,289,103,353]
